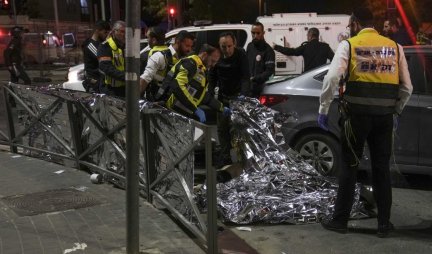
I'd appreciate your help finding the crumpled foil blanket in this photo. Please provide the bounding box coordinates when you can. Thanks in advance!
[203,98,368,224]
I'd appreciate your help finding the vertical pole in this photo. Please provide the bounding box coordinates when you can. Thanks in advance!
[101,0,106,21]
[167,0,172,31]
[205,125,218,254]
[53,0,60,40]
[125,0,141,253]
[111,0,120,21]
[258,0,262,17]
[11,0,17,25]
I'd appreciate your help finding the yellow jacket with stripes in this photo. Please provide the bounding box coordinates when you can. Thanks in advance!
[345,28,400,114]
[104,37,125,87]
[165,55,224,116]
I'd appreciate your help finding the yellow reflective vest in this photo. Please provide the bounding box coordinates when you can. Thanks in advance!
[148,45,179,84]
[104,37,125,87]
[166,55,223,115]
[345,28,400,114]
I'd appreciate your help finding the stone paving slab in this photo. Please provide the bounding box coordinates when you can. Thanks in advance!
[0,151,205,254]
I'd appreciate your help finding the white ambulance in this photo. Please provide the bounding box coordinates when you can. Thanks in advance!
[257,13,350,75]
[167,13,350,75]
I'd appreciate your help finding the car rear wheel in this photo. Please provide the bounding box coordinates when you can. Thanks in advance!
[293,133,341,177]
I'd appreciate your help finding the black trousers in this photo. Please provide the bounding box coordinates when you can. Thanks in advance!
[333,113,393,225]
[8,65,31,85]
[216,111,232,165]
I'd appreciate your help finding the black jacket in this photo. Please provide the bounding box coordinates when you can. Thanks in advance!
[208,47,250,100]
[82,38,101,80]
[274,39,334,72]
[246,40,275,96]
[4,37,23,66]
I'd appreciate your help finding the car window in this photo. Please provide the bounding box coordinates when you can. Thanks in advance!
[207,29,248,48]
[313,70,328,82]
[406,54,425,94]
[194,31,207,52]
[424,57,432,95]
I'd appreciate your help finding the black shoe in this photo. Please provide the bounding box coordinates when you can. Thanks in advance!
[321,218,348,234]
[377,222,394,238]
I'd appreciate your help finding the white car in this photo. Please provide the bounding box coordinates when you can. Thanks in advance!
[62,39,148,91]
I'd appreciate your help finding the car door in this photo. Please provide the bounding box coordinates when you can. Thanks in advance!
[418,55,432,166]
[393,53,421,165]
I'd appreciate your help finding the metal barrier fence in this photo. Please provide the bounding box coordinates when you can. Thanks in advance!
[0,82,218,253]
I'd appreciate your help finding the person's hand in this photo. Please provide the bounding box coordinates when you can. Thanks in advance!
[223,107,232,117]
[194,108,206,123]
[317,114,329,131]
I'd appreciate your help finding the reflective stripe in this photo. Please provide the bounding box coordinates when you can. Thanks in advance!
[343,95,397,106]
[345,81,399,99]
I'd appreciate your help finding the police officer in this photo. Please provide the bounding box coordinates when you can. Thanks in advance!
[273,27,334,73]
[319,7,412,238]
[97,21,126,97]
[82,20,110,93]
[209,32,250,167]
[140,30,194,101]
[4,26,31,85]
[165,44,231,123]
[246,22,275,98]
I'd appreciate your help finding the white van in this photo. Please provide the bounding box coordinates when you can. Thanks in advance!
[167,14,350,75]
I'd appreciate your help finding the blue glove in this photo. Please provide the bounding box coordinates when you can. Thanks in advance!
[237,95,245,100]
[223,107,232,117]
[317,114,329,131]
[194,108,206,123]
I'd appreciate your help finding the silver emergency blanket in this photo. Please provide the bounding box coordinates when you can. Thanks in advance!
[212,98,368,224]
[0,83,195,221]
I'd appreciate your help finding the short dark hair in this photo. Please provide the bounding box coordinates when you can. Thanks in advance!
[147,26,166,44]
[219,31,236,43]
[94,20,111,31]
[308,27,319,38]
[199,43,219,54]
[352,7,374,27]
[175,30,195,42]
[253,22,264,31]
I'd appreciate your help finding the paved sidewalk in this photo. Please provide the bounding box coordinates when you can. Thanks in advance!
[0,150,204,254]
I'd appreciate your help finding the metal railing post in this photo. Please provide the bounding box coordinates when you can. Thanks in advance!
[2,85,17,153]
[142,110,156,203]
[205,125,218,254]
[66,101,84,168]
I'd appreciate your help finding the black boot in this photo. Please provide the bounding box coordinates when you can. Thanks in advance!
[321,217,348,234]
[377,222,394,238]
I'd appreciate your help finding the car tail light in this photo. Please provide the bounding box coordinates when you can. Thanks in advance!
[259,95,288,107]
